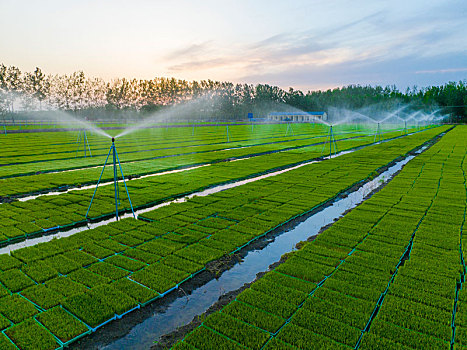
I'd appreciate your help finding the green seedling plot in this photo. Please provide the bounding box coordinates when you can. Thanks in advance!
[0,126,441,249]
[21,284,64,310]
[0,124,453,349]
[1,123,388,178]
[0,294,39,324]
[5,318,60,350]
[173,126,466,350]
[36,306,89,344]
[0,123,349,181]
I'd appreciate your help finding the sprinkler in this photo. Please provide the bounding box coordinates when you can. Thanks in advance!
[374,122,383,143]
[75,130,92,157]
[285,121,294,136]
[86,137,135,220]
[226,125,230,142]
[322,125,338,158]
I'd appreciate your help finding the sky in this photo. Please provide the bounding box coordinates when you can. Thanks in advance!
[1,0,466,91]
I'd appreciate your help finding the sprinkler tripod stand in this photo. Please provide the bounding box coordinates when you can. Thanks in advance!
[374,122,383,143]
[86,137,135,220]
[322,125,338,158]
[76,130,92,157]
[285,121,294,136]
[402,120,408,135]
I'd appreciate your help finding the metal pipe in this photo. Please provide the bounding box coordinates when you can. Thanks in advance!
[112,137,119,220]
[86,144,112,218]
[85,131,92,157]
[75,131,81,157]
[115,147,136,218]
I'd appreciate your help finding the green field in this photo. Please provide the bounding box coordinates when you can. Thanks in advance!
[0,122,460,350]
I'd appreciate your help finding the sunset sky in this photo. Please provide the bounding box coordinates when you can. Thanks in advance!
[1,0,466,91]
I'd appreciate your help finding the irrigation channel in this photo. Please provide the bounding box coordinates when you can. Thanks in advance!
[0,127,429,254]
[67,144,431,349]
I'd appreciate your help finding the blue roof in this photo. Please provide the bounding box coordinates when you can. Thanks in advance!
[268,112,326,116]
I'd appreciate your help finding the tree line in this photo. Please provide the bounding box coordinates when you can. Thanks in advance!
[0,64,466,122]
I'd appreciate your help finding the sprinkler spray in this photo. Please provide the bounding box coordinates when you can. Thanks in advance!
[86,137,135,220]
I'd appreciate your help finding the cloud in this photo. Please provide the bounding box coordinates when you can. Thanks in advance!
[159,1,467,89]
[168,57,234,72]
[164,41,213,60]
[416,68,467,74]
[240,51,467,91]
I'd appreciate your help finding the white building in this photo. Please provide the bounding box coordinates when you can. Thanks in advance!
[267,112,328,122]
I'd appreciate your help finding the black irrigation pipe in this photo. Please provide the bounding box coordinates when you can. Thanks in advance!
[0,124,419,167]
[0,129,440,207]
[0,131,362,196]
[24,122,324,149]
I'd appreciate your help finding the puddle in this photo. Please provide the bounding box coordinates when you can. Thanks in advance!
[75,155,413,350]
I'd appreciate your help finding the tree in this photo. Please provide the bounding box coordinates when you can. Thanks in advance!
[0,63,465,121]
[5,66,22,113]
